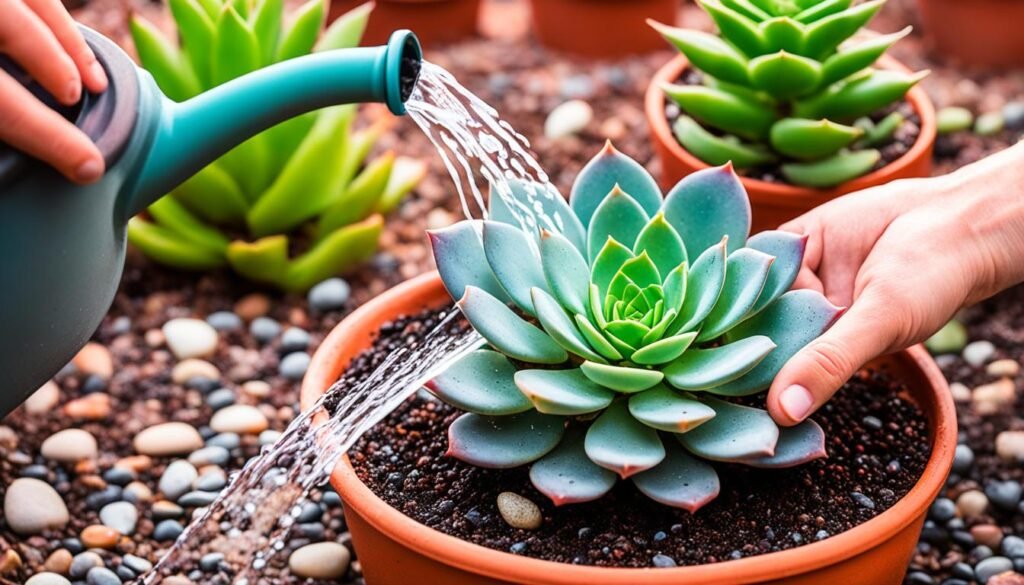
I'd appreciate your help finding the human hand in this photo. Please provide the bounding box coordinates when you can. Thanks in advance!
[766,143,1024,426]
[0,0,108,183]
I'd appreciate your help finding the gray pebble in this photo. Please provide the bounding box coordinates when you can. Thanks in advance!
[298,522,325,540]
[206,433,240,450]
[115,566,136,581]
[85,567,120,585]
[159,460,198,501]
[85,486,122,510]
[851,492,876,510]
[249,317,281,343]
[1002,534,1024,558]
[281,327,311,354]
[322,492,341,507]
[99,501,138,535]
[121,555,153,574]
[975,555,1014,583]
[199,552,224,572]
[652,554,677,568]
[953,444,975,474]
[280,352,311,380]
[110,316,132,335]
[206,311,242,332]
[509,542,527,554]
[69,552,103,579]
[929,498,957,522]
[206,388,236,411]
[1004,101,1024,129]
[560,74,595,99]
[308,278,350,312]
[986,480,1022,511]
[101,467,135,486]
[153,519,184,541]
[194,472,227,492]
[295,501,323,523]
[188,446,230,467]
[178,491,219,507]
[258,430,282,446]
[21,464,50,481]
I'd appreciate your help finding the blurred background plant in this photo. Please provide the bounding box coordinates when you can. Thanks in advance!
[127,0,426,291]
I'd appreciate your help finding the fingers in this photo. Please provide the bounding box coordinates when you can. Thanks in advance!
[24,0,107,93]
[0,0,81,105]
[0,70,104,183]
[766,290,898,427]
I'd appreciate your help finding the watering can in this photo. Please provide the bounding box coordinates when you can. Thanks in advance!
[0,26,422,418]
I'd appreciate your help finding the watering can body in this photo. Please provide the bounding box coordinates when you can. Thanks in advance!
[0,27,421,418]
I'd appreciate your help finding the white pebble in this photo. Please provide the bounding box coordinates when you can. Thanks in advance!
[24,381,60,414]
[99,502,138,536]
[4,478,69,535]
[162,318,219,360]
[288,542,351,579]
[996,431,1024,462]
[987,359,1021,378]
[26,574,72,585]
[950,382,971,402]
[41,429,97,463]
[973,379,1016,415]
[134,423,204,456]
[170,359,220,384]
[159,460,198,501]
[497,492,542,530]
[544,100,593,139]
[963,340,997,367]
[957,490,989,517]
[210,405,269,435]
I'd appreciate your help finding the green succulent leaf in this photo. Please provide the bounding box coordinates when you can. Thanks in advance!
[147,196,229,254]
[261,113,317,179]
[530,428,618,506]
[794,0,852,23]
[698,248,775,341]
[318,151,394,235]
[604,318,649,348]
[720,0,772,21]
[746,230,808,313]
[579,362,663,394]
[781,149,881,188]
[609,253,662,299]
[281,214,382,291]
[531,288,607,363]
[632,439,720,512]
[250,0,284,65]
[196,0,222,20]
[275,0,325,62]
[758,17,805,53]
[700,0,767,57]
[770,118,864,160]
[430,221,511,304]
[426,350,533,416]
[802,0,886,60]
[628,385,716,432]
[664,164,751,256]
[662,83,776,141]
[672,116,777,169]
[632,332,697,365]
[316,0,373,51]
[633,212,688,278]
[748,51,822,100]
[650,22,750,86]
[861,111,904,147]
[591,238,635,300]
[129,15,201,101]
[742,419,827,467]
[795,70,926,122]
[664,335,776,390]
[376,157,428,213]
[819,27,911,87]
[718,289,843,395]
[540,230,591,316]
[672,238,727,333]
[481,221,548,316]
[225,234,288,286]
[586,186,651,261]
[514,369,615,416]
[168,0,216,88]
[212,6,261,86]
[662,264,688,315]
[170,162,249,225]
[585,401,665,478]
[127,218,226,270]
[458,286,568,365]
[570,142,664,229]
[447,411,564,468]
[677,397,779,461]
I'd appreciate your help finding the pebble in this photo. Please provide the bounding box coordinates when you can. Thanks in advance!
[72,342,114,380]
[234,293,271,321]
[651,554,677,568]
[4,478,70,534]
[69,552,102,579]
[206,388,235,411]
[308,278,350,312]
[206,432,241,450]
[1004,101,1024,129]
[988,359,1022,378]
[44,549,72,574]
[85,486,122,510]
[974,379,1016,415]
[41,428,98,463]
[926,320,968,354]
[249,317,281,343]
[134,423,204,456]
[86,567,120,585]
[950,382,971,402]
[99,501,138,535]
[991,573,1024,585]
[937,107,974,135]
[210,404,269,434]
[153,519,185,541]
[1004,536,1024,558]
[496,492,542,530]
[63,393,111,420]
[171,359,220,384]
[964,341,997,366]
[80,525,119,549]
[975,112,1006,136]
[851,492,876,510]
[194,472,227,492]
[281,327,311,353]
[544,99,593,139]
[978,557,1015,583]
[163,318,219,360]
[0,550,21,575]
[954,444,976,474]
[974,525,1006,549]
[26,574,71,585]
[930,498,957,522]
[121,555,153,574]
[188,445,230,467]
[199,552,225,572]
[123,481,153,503]
[178,491,219,507]
[987,480,1023,511]
[152,500,185,520]
[159,460,199,500]
[242,380,271,398]
[24,380,60,414]
[996,431,1024,462]
[206,311,242,332]
[259,430,282,445]
[280,351,311,380]
[288,542,351,579]
[958,490,989,517]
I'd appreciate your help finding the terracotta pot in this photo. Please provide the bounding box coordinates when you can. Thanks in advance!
[529,0,678,59]
[915,0,1024,69]
[329,0,480,47]
[302,271,956,585]
[646,54,937,233]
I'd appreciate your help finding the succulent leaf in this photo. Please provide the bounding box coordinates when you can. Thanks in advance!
[632,439,720,512]
[570,142,663,229]
[281,214,382,291]
[795,70,927,122]
[148,196,230,254]
[781,149,881,188]
[650,22,750,86]
[672,238,728,333]
[514,369,615,416]
[225,235,288,286]
[697,249,774,341]
[170,162,249,225]
[580,362,664,394]
[746,230,808,313]
[540,230,592,316]
[860,111,904,147]
[664,335,776,390]
[574,315,624,361]
[770,118,863,161]
[662,83,776,141]
[430,221,511,304]
[316,0,372,51]
[591,238,635,300]
[275,0,325,62]
[672,116,777,169]
[632,332,697,365]
[426,350,533,416]
[662,264,688,315]
[720,0,772,21]
[748,51,822,100]
[819,27,911,87]
[531,288,607,363]
[677,397,779,461]
[628,385,716,432]
[700,0,767,57]
[794,0,852,23]
[168,0,216,88]
[457,286,568,365]
[663,165,751,256]
[126,218,226,270]
[609,253,662,299]
[586,187,651,261]
[585,401,665,478]
[759,17,805,53]
[633,213,688,279]
[129,15,202,101]
[482,222,548,316]
[318,151,394,235]
[447,411,565,469]
[530,428,617,506]
[742,419,827,467]
[377,157,429,214]
[212,7,261,86]
[802,0,885,59]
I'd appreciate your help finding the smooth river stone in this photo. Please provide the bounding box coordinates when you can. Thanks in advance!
[134,423,204,456]
[40,429,97,463]
[4,478,69,535]
[209,405,268,435]
[24,381,60,414]
[497,492,542,530]
[158,460,198,501]
[288,542,351,579]
[162,318,219,360]
[99,501,138,536]
[26,574,72,585]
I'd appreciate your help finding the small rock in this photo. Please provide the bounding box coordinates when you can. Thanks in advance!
[134,423,204,456]
[171,359,220,384]
[280,352,311,380]
[989,359,1021,378]
[152,500,185,520]
[954,444,976,474]
[24,381,60,414]
[235,293,271,321]
[426,208,454,230]
[99,501,138,535]
[163,318,219,360]
[975,112,1006,136]
[937,107,974,135]
[288,542,351,579]
[206,311,242,332]
[241,381,271,398]
[80,525,119,549]
[206,433,241,450]
[121,555,153,575]
[86,567,120,585]
[926,320,968,354]
[950,382,971,402]
[1003,101,1024,129]
[178,491,219,507]
[153,519,185,542]
[652,554,676,568]
[957,490,989,517]
[206,388,235,411]
[978,557,1015,583]
[72,342,113,380]
[281,327,311,354]
[308,278,350,312]
[930,498,957,522]
[965,341,997,366]
[851,491,876,510]
[990,572,1024,585]
[0,550,21,575]
[69,552,102,579]
[159,460,199,500]
[199,552,225,572]
[987,480,1023,511]
[188,446,230,467]
[123,481,153,503]
[85,486,122,510]
[974,379,1016,415]
[44,549,72,574]
[26,573,71,585]
[4,478,69,534]
[997,431,1024,462]
[544,100,593,139]
[194,472,227,492]
[41,429,97,463]
[259,430,282,446]
[63,393,111,420]
[496,492,542,530]
[210,404,269,435]
[1003,536,1024,558]
[249,317,281,343]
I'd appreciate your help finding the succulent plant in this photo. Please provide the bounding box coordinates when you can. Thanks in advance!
[427,143,842,510]
[650,0,926,188]
[127,0,426,291]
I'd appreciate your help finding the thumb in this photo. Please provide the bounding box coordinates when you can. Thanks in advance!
[766,291,898,426]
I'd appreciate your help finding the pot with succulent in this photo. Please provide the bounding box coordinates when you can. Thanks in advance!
[302,144,955,584]
[529,0,679,59]
[329,0,480,47]
[128,0,427,292]
[645,0,936,232]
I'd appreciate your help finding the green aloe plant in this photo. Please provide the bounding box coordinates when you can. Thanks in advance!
[127,0,426,291]
[651,0,926,188]
[427,143,842,510]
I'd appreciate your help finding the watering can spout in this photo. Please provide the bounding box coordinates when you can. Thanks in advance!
[126,30,422,217]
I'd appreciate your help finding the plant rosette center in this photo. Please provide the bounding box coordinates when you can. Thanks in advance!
[426,142,844,511]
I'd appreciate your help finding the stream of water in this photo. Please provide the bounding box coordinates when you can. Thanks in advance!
[143,62,569,582]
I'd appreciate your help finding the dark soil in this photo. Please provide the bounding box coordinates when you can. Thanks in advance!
[346,308,931,568]
[666,68,923,185]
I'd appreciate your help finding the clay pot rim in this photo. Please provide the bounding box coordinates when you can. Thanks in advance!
[302,271,956,585]
[644,54,938,207]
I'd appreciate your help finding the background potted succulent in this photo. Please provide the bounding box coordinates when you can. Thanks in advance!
[529,0,679,59]
[328,0,481,47]
[645,0,936,232]
[302,144,955,584]
[913,0,1024,69]
[128,0,426,291]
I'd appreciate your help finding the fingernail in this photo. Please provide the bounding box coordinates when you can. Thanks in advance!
[779,384,814,422]
[91,60,108,87]
[66,80,81,104]
[75,159,103,183]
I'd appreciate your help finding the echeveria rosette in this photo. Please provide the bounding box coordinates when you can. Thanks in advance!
[650,0,927,188]
[426,143,842,511]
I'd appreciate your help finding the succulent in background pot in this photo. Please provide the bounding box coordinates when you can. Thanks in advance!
[914,0,1024,69]
[128,0,426,291]
[646,0,936,232]
[530,0,679,59]
[329,0,481,47]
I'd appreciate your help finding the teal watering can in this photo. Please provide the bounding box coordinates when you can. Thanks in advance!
[0,27,422,418]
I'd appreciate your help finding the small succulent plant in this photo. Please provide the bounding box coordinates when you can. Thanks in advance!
[128,0,425,291]
[427,143,842,511]
[651,0,926,188]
